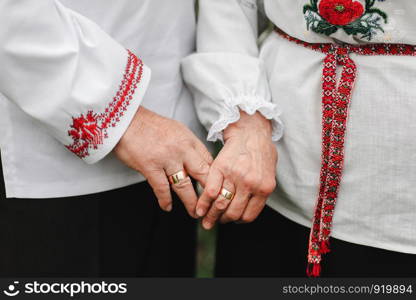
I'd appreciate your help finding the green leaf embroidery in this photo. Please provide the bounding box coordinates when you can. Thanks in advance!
[305,10,338,35]
[303,0,319,14]
[366,8,388,23]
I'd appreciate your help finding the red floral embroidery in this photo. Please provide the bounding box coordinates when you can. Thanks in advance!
[275,28,416,277]
[319,0,364,25]
[304,0,388,41]
[66,50,144,158]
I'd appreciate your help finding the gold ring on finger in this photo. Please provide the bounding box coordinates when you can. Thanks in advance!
[168,170,188,185]
[220,187,234,200]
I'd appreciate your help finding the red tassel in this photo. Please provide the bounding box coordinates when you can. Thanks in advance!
[306,263,322,277]
[320,240,331,254]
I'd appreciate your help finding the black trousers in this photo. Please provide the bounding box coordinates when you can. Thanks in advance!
[0,161,197,277]
[216,205,416,277]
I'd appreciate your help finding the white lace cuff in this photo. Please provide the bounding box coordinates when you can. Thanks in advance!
[207,95,284,143]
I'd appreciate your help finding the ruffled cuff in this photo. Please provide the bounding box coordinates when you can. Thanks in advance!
[207,95,284,143]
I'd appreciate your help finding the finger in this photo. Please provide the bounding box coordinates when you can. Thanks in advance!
[166,167,198,219]
[219,185,251,224]
[196,166,223,217]
[238,195,268,224]
[171,176,199,218]
[192,137,214,165]
[183,149,210,187]
[147,170,173,212]
[202,180,234,230]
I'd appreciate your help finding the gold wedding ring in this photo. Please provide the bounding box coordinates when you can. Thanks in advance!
[220,188,234,200]
[168,170,188,185]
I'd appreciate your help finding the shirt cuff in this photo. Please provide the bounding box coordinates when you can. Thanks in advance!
[65,50,151,164]
[207,95,284,143]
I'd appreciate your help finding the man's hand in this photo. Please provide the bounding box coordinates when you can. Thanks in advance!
[114,107,213,218]
[197,111,278,229]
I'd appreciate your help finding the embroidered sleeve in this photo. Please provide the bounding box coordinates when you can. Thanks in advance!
[0,0,151,164]
[66,50,150,162]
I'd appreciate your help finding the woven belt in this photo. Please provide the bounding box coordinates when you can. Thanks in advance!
[274,28,416,277]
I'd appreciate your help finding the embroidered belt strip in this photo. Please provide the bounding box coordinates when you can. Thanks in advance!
[275,28,416,277]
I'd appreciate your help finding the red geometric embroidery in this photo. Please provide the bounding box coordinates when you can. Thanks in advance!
[66,50,144,158]
[275,28,416,277]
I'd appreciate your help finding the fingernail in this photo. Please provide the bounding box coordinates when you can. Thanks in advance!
[166,204,172,212]
[203,220,212,230]
[196,208,205,217]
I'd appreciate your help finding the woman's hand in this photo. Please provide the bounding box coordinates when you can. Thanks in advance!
[197,111,278,229]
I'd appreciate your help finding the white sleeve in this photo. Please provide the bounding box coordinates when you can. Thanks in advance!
[181,0,283,143]
[0,0,151,164]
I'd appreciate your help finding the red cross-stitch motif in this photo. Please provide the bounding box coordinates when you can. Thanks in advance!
[66,50,144,158]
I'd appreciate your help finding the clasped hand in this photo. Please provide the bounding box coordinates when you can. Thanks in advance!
[114,108,277,227]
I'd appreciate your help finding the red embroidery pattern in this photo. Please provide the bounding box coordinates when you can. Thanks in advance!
[66,50,144,158]
[319,0,364,26]
[275,28,416,277]
[304,0,388,41]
